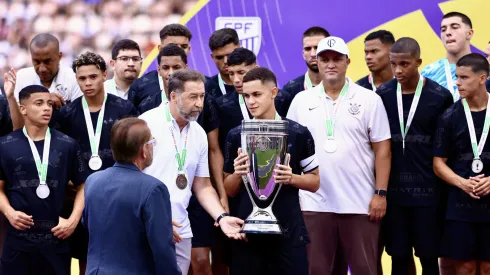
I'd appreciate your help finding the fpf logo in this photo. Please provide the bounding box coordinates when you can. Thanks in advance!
[215,17,262,55]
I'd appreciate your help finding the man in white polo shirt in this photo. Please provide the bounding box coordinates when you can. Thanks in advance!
[287,36,392,275]
[139,69,244,275]
[104,39,142,100]
[14,33,82,109]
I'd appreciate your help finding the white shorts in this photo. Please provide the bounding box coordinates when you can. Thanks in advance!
[176,238,192,274]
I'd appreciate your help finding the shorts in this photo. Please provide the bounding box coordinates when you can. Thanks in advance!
[69,224,88,260]
[441,220,490,261]
[384,204,442,258]
[0,245,70,275]
[230,235,308,275]
[188,194,216,248]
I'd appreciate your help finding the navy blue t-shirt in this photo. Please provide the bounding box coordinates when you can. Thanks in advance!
[356,75,373,91]
[223,118,317,246]
[206,74,236,98]
[486,79,490,92]
[0,94,13,136]
[216,90,252,152]
[377,78,453,206]
[434,102,490,222]
[50,94,138,174]
[282,74,306,99]
[138,91,163,115]
[0,129,89,252]
[127,70,160,107]
[215,90,293,152]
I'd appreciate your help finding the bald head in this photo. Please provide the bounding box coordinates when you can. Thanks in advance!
[390,37,421,58]
[30,33,59,52]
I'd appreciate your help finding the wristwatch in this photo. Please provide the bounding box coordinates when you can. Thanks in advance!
[216,212,229,224]
[374,189,387,197]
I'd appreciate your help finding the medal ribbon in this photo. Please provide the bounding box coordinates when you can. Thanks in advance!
[238,94,251,121]
[218,73,227,96]
[443,59,459,102]
[368,74,377,91]
[320,80,349,139]
[159,75,167,103]
[23,127,51,185]
[304,71,314,90]
[82,94,107,157]
[165,106,189,172]
[396,75,424,151]
[462,97,490,161]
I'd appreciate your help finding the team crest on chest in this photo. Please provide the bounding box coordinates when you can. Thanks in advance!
[348,102,361,115]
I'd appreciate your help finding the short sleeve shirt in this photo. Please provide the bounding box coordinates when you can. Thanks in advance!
[14,66,82,103]
[434,102,490,222]
[223,118,318,246]
[50,94,139,174]
[376,78,453,206]
[139,105,209,238]
[287,79,391,214]
[0,129,89,252]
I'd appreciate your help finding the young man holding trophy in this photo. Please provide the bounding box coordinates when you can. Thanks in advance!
[223,67,320,275]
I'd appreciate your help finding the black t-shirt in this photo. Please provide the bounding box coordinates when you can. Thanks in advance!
[275,89,293,117]
[206,74,236,98]
[0,94,13,136]
[282,74,306,99]
[377,78,453,206]
[223,118,317,246]
[356,75,373,91]
[138,91,163,115]
[434,102,490,222]
[50,94,138,174]
[0,129,89,252]
[127,70,160,107]
[215,90,252,152]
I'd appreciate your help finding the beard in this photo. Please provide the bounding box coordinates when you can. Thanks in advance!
[177,96,201,121]
[305,61,319,73]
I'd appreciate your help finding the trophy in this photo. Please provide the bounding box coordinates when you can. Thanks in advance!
[240,119,289,234]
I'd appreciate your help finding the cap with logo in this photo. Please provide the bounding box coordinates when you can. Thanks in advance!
[316,36,350,57]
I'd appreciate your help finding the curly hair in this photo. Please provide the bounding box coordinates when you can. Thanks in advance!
[72,51,107,73]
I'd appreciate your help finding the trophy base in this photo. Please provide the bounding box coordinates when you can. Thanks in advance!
[240,208,282,234]
[241,220,282,234]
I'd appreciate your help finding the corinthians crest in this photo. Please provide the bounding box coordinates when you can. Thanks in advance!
[348,102,361,115]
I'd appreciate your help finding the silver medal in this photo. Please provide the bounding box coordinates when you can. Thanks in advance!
[472,159,484,174]
[324,139,338,153]
[176,173,188,190]
[89,155,103,171]
[36,183,50,199]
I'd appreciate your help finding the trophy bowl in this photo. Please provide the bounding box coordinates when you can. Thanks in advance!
[240,119,289,234]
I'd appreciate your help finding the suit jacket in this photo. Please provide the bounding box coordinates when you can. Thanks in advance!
[83,162,181,275]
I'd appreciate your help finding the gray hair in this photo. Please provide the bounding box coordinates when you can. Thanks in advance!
[168,69,206,95]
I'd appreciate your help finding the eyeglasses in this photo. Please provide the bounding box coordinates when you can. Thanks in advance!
[116,56,143,63]
[145,138,157,147]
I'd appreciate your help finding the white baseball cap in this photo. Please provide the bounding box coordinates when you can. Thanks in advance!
[316,36,350,57]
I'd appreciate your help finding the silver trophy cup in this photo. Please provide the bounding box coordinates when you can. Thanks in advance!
[240,119,289,234]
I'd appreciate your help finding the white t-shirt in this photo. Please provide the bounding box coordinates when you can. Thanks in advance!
[104,78,129,100]
[139,104,210,238]
[287,79,391,214]
[14,66,82,102]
